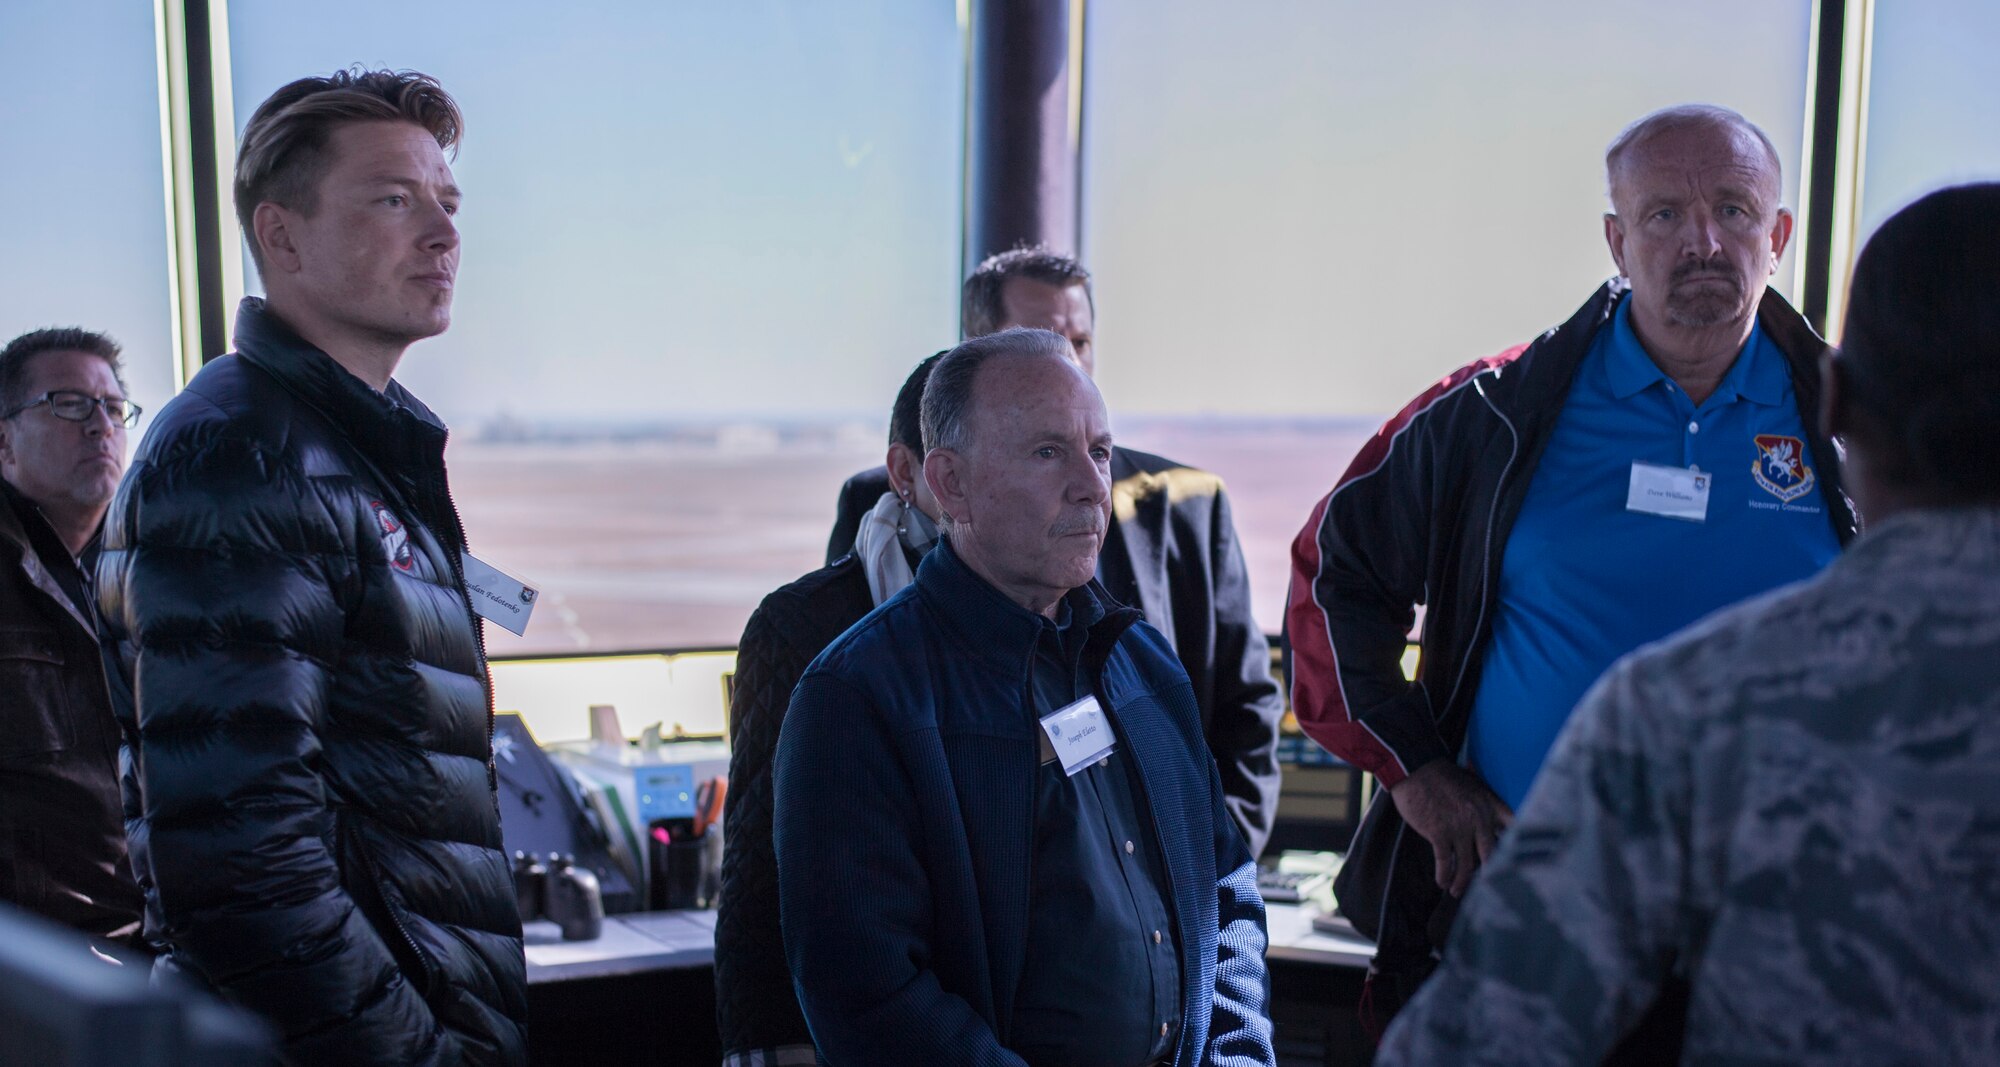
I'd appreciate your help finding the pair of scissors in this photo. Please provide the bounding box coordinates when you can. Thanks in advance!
[692,776,727,838]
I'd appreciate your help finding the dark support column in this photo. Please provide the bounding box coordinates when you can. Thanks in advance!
[178,0,230,363]
[963,0,1080,289]
[1798,0,1849,335]
[166,0,232,363]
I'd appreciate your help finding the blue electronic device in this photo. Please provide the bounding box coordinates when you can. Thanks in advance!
[633,763,696,821]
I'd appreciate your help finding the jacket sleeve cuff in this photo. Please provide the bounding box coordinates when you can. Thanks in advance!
[1363,721,1452,790]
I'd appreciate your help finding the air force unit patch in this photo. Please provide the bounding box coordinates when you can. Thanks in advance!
[1751,434,1816,503]
[372,500,416,572]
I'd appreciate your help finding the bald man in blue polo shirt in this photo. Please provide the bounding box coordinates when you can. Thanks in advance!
[1287,103,1857,1036]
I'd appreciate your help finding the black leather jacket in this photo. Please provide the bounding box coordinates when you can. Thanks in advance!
[97,299,527,1065]
[0,482,141,943]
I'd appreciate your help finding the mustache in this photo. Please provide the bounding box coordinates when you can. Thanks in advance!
[1047,509,1107,538]
[1671,257,1742,287]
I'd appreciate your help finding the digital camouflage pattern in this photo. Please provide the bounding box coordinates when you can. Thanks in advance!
[1379,507,2000,1065]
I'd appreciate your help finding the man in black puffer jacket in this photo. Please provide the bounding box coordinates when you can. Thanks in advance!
[96,70,525,1065]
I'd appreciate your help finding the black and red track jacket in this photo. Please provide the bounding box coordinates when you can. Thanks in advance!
[1285,279,1856,953]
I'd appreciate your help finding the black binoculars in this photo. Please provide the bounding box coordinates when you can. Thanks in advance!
[513,851,605,941]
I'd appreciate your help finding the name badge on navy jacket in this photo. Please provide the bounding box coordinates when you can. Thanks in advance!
[1039,696,1116,777]
[1627,461,1710,522]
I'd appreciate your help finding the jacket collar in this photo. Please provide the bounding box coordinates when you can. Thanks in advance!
[1495,277,1829,415]
[914,537,1141,677]
[0,479,95,636]
[1480,277,1625,419]
[0,478,34,556]
[1600,292,1788,407]
[229,297,451,471]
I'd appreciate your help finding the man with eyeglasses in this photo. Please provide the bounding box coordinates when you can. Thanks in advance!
[0,326,143,951]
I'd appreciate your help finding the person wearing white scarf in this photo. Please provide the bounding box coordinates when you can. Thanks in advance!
[717,352,946,1066]
[850,488,939,606]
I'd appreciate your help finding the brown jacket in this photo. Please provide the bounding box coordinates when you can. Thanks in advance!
[0,480,140,942]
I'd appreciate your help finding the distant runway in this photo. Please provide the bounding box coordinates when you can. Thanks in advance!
[449,418,1377,655]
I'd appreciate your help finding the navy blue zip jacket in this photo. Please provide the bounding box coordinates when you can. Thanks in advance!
[828,447,1284,858]
[775,538,1274,1067]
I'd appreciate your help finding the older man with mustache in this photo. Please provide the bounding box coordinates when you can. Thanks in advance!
[775,328,1275,1067]
[1286,104,1856,1048]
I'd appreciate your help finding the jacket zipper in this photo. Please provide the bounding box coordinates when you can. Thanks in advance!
[428,451,498,794]
[380,883,435,994]
[342,815,440,994]
[1369,375,1519,956]
[1441,378,1521,728]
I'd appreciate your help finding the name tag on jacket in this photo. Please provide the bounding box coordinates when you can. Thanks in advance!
[1039,696,1116,777]
[463,553,539,636]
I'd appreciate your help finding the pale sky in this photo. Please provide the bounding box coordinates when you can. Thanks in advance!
[1858,0,2000,236]
[5,1,1996,429]
[0,2,176,431]
[1084,0,1812,417]
[224,0,965,425]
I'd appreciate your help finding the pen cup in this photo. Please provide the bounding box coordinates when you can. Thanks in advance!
[649,821,704,911]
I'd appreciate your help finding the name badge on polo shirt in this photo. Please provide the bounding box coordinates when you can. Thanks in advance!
[1626,461,1710,523]
[1038,696,1116,777]
[462,553,539,636]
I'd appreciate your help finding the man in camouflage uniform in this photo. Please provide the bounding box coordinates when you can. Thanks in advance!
[1377,183,2000,1064]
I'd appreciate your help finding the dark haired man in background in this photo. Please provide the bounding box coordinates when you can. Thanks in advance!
[0,327,142,950]
[829,248,1284,858]
[97,69,526,1064]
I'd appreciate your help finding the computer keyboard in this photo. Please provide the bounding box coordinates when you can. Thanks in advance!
[1256,866,1332,904]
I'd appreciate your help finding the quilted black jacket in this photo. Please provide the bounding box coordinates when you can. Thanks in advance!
[96,299,527,1065]
[715,554,874,1057]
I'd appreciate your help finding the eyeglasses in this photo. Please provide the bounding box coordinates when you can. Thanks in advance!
[1,390,143,427]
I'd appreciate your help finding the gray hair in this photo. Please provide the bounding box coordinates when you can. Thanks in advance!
[1606,104,1782,204]
[921,327,1076,456]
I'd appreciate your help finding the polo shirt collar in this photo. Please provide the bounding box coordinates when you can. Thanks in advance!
[1603,293,1787,407]
[1728,314,1788,407]
[1604,296,1666,399]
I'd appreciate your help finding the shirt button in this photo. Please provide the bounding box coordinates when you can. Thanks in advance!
[1124,840,1135,855]
[1099,756,1109,767]
[1153,929,1162,944]
[1688,420,1700,434]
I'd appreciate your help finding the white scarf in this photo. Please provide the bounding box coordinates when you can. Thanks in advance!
[852,491,930,606]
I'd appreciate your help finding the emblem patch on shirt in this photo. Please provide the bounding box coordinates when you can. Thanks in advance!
[1751,435,1816,503]
[372,501,415,572]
